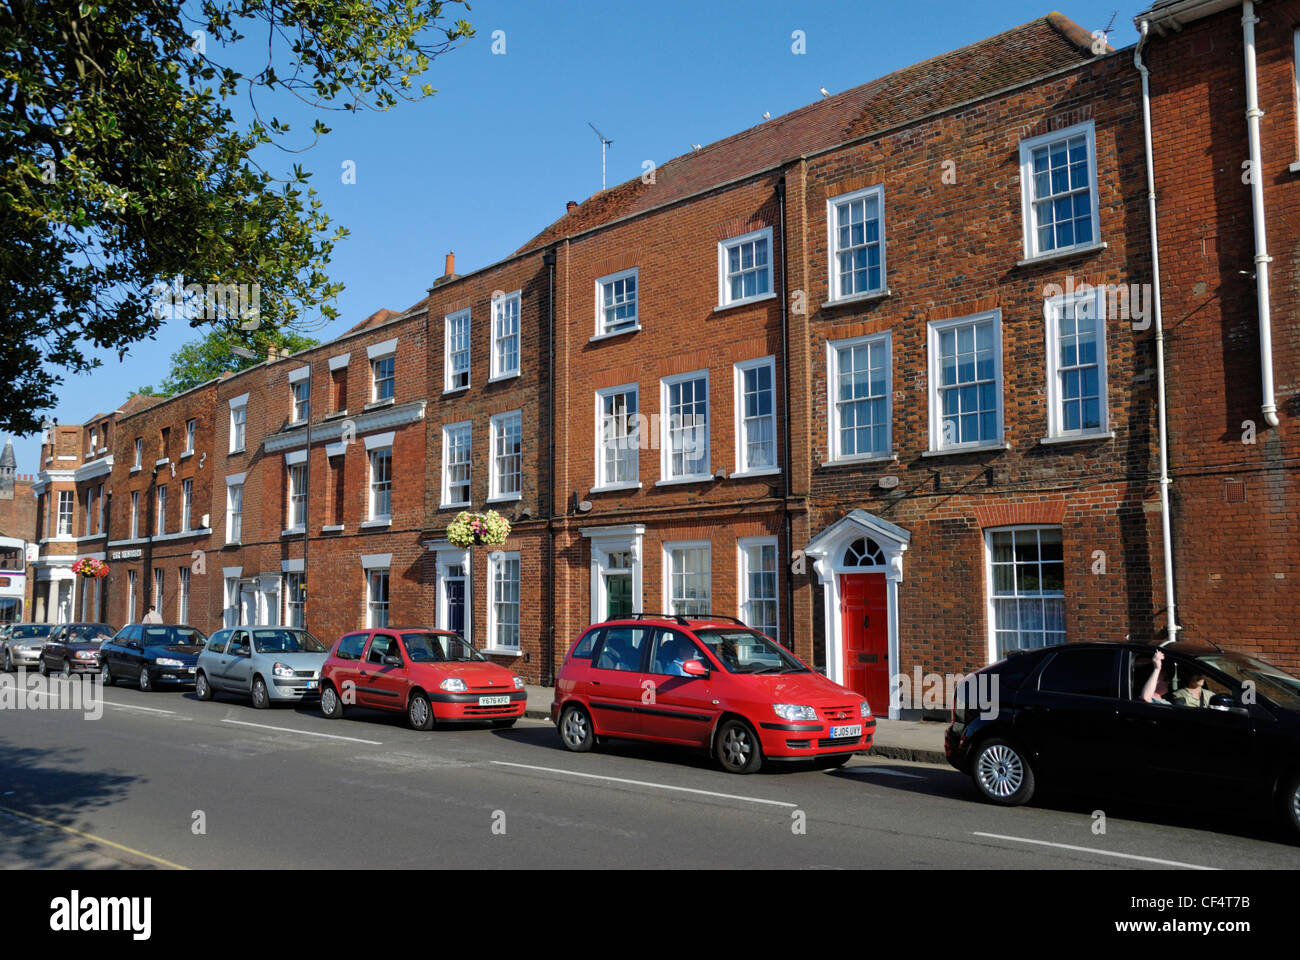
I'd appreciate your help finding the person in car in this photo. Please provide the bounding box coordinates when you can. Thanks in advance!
[1139,649,1172,705]
[1168,670,1215,708]
[661,633,698,677]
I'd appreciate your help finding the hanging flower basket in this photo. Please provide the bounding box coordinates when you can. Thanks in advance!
[72,558,109,579]
[446,510,511,548]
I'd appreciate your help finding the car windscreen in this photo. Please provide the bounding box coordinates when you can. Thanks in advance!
[692,629,808,674]
[1197,653,1300,712]
[12,625,53,639]
[67,624,114,641]
[251,630,327,654]
[142,627,206,648]
[401,633,484,663]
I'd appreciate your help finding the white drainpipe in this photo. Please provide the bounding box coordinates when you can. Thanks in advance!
[1243,1,1280,428]
[1135,20,1180,638]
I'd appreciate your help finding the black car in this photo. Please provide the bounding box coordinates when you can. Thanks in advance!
[100,623,207,691]
[946,640,1300,839]
[39,622,115,676]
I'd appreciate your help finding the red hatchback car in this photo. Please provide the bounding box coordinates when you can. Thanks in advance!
[319,627,525,730]
[551,614,874,773]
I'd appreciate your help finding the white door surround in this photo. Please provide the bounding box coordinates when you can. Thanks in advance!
[804,509,910,720]
[428,541,472,645]
[581,524,644,624]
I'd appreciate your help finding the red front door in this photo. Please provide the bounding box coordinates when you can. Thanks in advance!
[840,573,889,709]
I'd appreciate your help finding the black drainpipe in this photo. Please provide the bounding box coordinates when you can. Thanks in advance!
[542,247,557,685]
[776,177,795,650]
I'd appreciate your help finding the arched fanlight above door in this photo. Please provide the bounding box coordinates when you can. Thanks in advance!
[843,536,885,567]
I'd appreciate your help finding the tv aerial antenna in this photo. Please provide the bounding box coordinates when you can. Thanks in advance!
[588,122,614,191]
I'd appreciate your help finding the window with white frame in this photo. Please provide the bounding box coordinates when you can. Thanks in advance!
[95,483,104,534]
[661,371,709,481]
[156,485,167,536]
[287,464,307,530]
[928,311,1003,451]
[56,491,73,536]
[829,334,890,460]
[1019,121,1099,259]
[491,292,521,379]
[827,185,885,300]
[718,228,772,307]
[128,570,137,622]
[223,575,239,627]
[488,552,521,650]
[666,542,711,617]
[88,428,96,454]
[184,419,196,454]
[229,401,247,452]
[366,568,390,627]
[596,385,639,488]
[181,478,193,531]
[738,538,779,638]
[178,567,190,623]
[130,490,140,539]
[987,526,1065,657]
[284,571,305,627]
[489,412,522,501]
[442,422,472,507]
[445,309,471,391]
[371,354,395,402]
[1045,290,1107,438]
[134,437,143,468]
[153,568,164,615]
[596,268,638,336]
[734,357,777,473]
[369,447,392,520]
[85,486,97,533]
[226,482,243,543]
[291,378,310,423]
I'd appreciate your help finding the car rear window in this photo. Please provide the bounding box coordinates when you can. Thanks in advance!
[1037,648,1119,698]
[335,633,368,661]
[142,626,205,647]
[570,628,601,660]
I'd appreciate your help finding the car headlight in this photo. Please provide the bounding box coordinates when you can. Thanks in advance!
[512,676,524,690]
[860,700,871,718]
[155,658,185,668]
[773,704,817,722]
[273,661,294,678]
[75,651,97,661]
[440,678,467,692]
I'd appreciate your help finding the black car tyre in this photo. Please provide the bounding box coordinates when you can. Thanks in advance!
[972,738,1036,806]
[407,691,435,731]
[138,666,153,692]
[1281,772,1300,841]
[100,661,113,686]
[194,671,212,701]
[38,656,49,677]
[251,675,269,709]
[60,660,71,679]
[3,649,12,672]
[320,684,344,719]
[716,718,763,774]
[559,704,595,752]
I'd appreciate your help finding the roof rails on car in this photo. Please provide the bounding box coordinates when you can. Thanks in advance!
[602,612,749,627]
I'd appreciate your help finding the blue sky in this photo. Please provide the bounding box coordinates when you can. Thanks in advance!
[13,0,1136,472]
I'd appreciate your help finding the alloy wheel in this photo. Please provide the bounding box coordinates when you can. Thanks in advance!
[976,743,1024,799]
[409,697,430,729]
[721,725,752,769]
[562,708,588,748]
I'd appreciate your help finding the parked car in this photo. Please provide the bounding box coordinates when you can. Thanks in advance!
[551,614,874,774]
[39,622,115,676]
[195,626,328,708]
[100,623,206,691]
[945,639,1300,839]
[0,623,56,672]
[319,627,525,730]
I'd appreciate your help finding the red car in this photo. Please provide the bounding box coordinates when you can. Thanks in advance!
[551,614,874,773]
[319,627,525,730]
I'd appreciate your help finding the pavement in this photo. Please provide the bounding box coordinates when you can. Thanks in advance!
[522,684,948,764]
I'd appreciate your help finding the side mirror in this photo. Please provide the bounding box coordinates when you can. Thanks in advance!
[383,654,403,668]
[681,659,709,677]
[1209,693,1248,715]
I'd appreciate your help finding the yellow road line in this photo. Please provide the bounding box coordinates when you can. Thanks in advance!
[0,805,188,870]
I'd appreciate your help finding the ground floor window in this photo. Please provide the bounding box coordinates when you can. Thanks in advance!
[488,552,521,650]
[986,526,1065,657]
[284,571,305,627]
[178,567,190,623]
[738,538,779,638]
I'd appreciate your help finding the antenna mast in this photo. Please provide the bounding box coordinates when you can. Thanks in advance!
[588,122,614,191]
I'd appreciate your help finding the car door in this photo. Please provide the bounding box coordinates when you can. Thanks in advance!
[328,632,369,706]
[1013,646,1124,788]
[586,625,653,737]
[355,633,400,709]
[223,630,254,692]
[641,627,717,745]
[45,627,66,671]
[200,630,230,687]
[362,632,407,710]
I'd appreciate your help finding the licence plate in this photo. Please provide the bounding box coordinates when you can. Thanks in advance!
[478,695,509,706]
[829,724,862,739]
[305,680,318,691]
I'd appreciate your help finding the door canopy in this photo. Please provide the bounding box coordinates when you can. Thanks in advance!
[804,509,910,583]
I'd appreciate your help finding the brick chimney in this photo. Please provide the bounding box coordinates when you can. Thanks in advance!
[566,200,578,213]
[432,250,458,288]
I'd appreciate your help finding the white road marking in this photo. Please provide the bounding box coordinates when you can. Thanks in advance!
[490,760,797,808]
[220,718,383,745]
[971,832,1216,870]
[17,688,177,715]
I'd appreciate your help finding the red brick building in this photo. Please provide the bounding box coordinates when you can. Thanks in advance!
[0,439,37,622]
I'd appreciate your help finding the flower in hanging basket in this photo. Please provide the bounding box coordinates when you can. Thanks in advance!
[446,510,511,548]
[72,557,109,579]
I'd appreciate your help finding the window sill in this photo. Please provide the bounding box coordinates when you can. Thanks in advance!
[364,398,396,411]
[486,494,522,504]
[821,288,891,309]
[730,467,782,479]
[281,527,306,538]
[180,451,193,460]
[229,448,246,456]
[1289,159,1300,174]
[442,386,469,396]
[590,325,641,343]
[487,371,520,385]
[154,458,170,468]
[590,482,643,494]
[441,502,472,511]
[224,540,242,548]
[324,409,349,421]
[130,466,141,474]
[1016,241,1107,267]
[360,519,392,529]
[921,443,1010,458]
[321,524,345,533]
[654,475,712,487]
[283,421,306,431]
[1040,431,1114,446]
[713,292,777,314]
[481,647,523,658]
[820,454,897,468]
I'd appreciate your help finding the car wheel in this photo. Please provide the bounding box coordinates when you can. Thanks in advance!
[3,650,12,672]
[972,738,1036,806]
[716,718,763,774]
[100,662,113,686]
[194,671,212,701]
[38,656,49,677]
[138,666,153,692]
[320,684,344,719]
[60,659,72,679]
[559,704,595,752]
[251,676,269,709]
[407,691,435,731]
[491,718,517,729]
[1281,772,1300,841]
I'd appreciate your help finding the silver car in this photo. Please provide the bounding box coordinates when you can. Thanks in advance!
[194,626,329,708]
[2,623,56,672]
